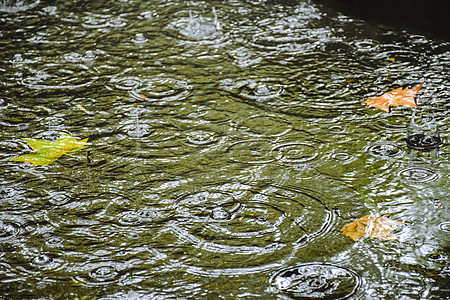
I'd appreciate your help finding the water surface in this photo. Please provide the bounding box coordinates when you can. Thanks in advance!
[1,0,449,298]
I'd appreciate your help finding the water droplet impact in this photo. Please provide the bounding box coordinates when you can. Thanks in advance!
[270,263,361,299]
[130,78,192,103]
[398,167,439,183]
[209,207,231,221]
[186,131,216,146]
[366,142,403,158]
[406,134,441,150]
[132,33,148,45]
[172,8,221,41]
[111,77,142,90]
[89,265,118,281]
[0,221,21,242]
[227,139,274,164]
[331,152,353,162]
[272,143,319,163]
[31,254,52,266]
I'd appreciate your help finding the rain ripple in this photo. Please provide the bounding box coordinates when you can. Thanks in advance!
[270,263,361,299]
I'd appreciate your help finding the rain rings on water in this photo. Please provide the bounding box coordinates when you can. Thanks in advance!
[130,77,192,104]
[0,220,21,242]
[169,184,334,273]
[271,142,320,164]
[227,139,275,164]
[270,263,361,299]
[166,8,222,42]
[0,0,40,12]
[235,114,292,137]
[366,141,404,159]
[398,166,440,183]
[88,264,119,283]
[20,64,98,90]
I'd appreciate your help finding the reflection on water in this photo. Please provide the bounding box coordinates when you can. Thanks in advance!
[1,0,449,298]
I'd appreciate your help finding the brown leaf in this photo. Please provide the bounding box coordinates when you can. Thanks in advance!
[341,214,404,242]
[362,83,423,112]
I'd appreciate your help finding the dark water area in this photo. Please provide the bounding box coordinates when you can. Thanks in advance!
[0,0,449,299]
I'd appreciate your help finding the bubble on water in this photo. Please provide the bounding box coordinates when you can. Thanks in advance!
[227,139,275,164]
[31,254,53,266]
[366,142,404,158]
[272,143,320,164]
[398,167,440,183]
[89,265,118,282]
[270,263,361,299]
[237,80,285,102]
[132,33,148,45]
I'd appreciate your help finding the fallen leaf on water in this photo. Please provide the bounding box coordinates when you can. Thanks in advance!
[341,214,404,242]
[362,83,423,112]
[10,133,88,167]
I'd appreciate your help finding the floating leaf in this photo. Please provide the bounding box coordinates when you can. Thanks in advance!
[362,83,423,112]
[341,214,404,242]
[10,134,88,167]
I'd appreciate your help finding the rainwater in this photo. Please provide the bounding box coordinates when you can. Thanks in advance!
[0,0,449,298]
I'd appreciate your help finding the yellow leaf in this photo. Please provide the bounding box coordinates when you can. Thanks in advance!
[362,83,422,112]
[341,214,404,242]
[10,134,88,167]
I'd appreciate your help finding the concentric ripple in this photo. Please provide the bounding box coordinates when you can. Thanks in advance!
[271,143,320,164]
[270,263,361,299]
[130,78,192,103]
[236,114,291,137]
[184,130,217,146]
[88,265,119,282]
[21,64,98,90]
[398,167,440,183]
[366,142,404,158]
[170,184,334,271]
[0,221,21,242]
[227,139,274,164]
[232,79,286,103]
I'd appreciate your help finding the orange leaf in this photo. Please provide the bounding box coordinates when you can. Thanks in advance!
[341,214,404,242]
[362,83,423,112]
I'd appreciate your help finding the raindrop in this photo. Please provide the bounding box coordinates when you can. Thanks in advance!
[89,265,118,281]
[271,143,319,163]
[270,263,361,299]
[177,8,221,40]
[45,236,64,247]
[398,167,439,183]
[132,33,148,45]
[31,254,52,266]
[83,50,96,67]
[366,142,403,158]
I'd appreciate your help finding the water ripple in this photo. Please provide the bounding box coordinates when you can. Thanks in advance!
[227,139,274,164]
[270,263,361,299]
[21,64,98,90]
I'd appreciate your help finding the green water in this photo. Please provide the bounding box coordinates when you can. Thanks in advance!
[0,0,449,298]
